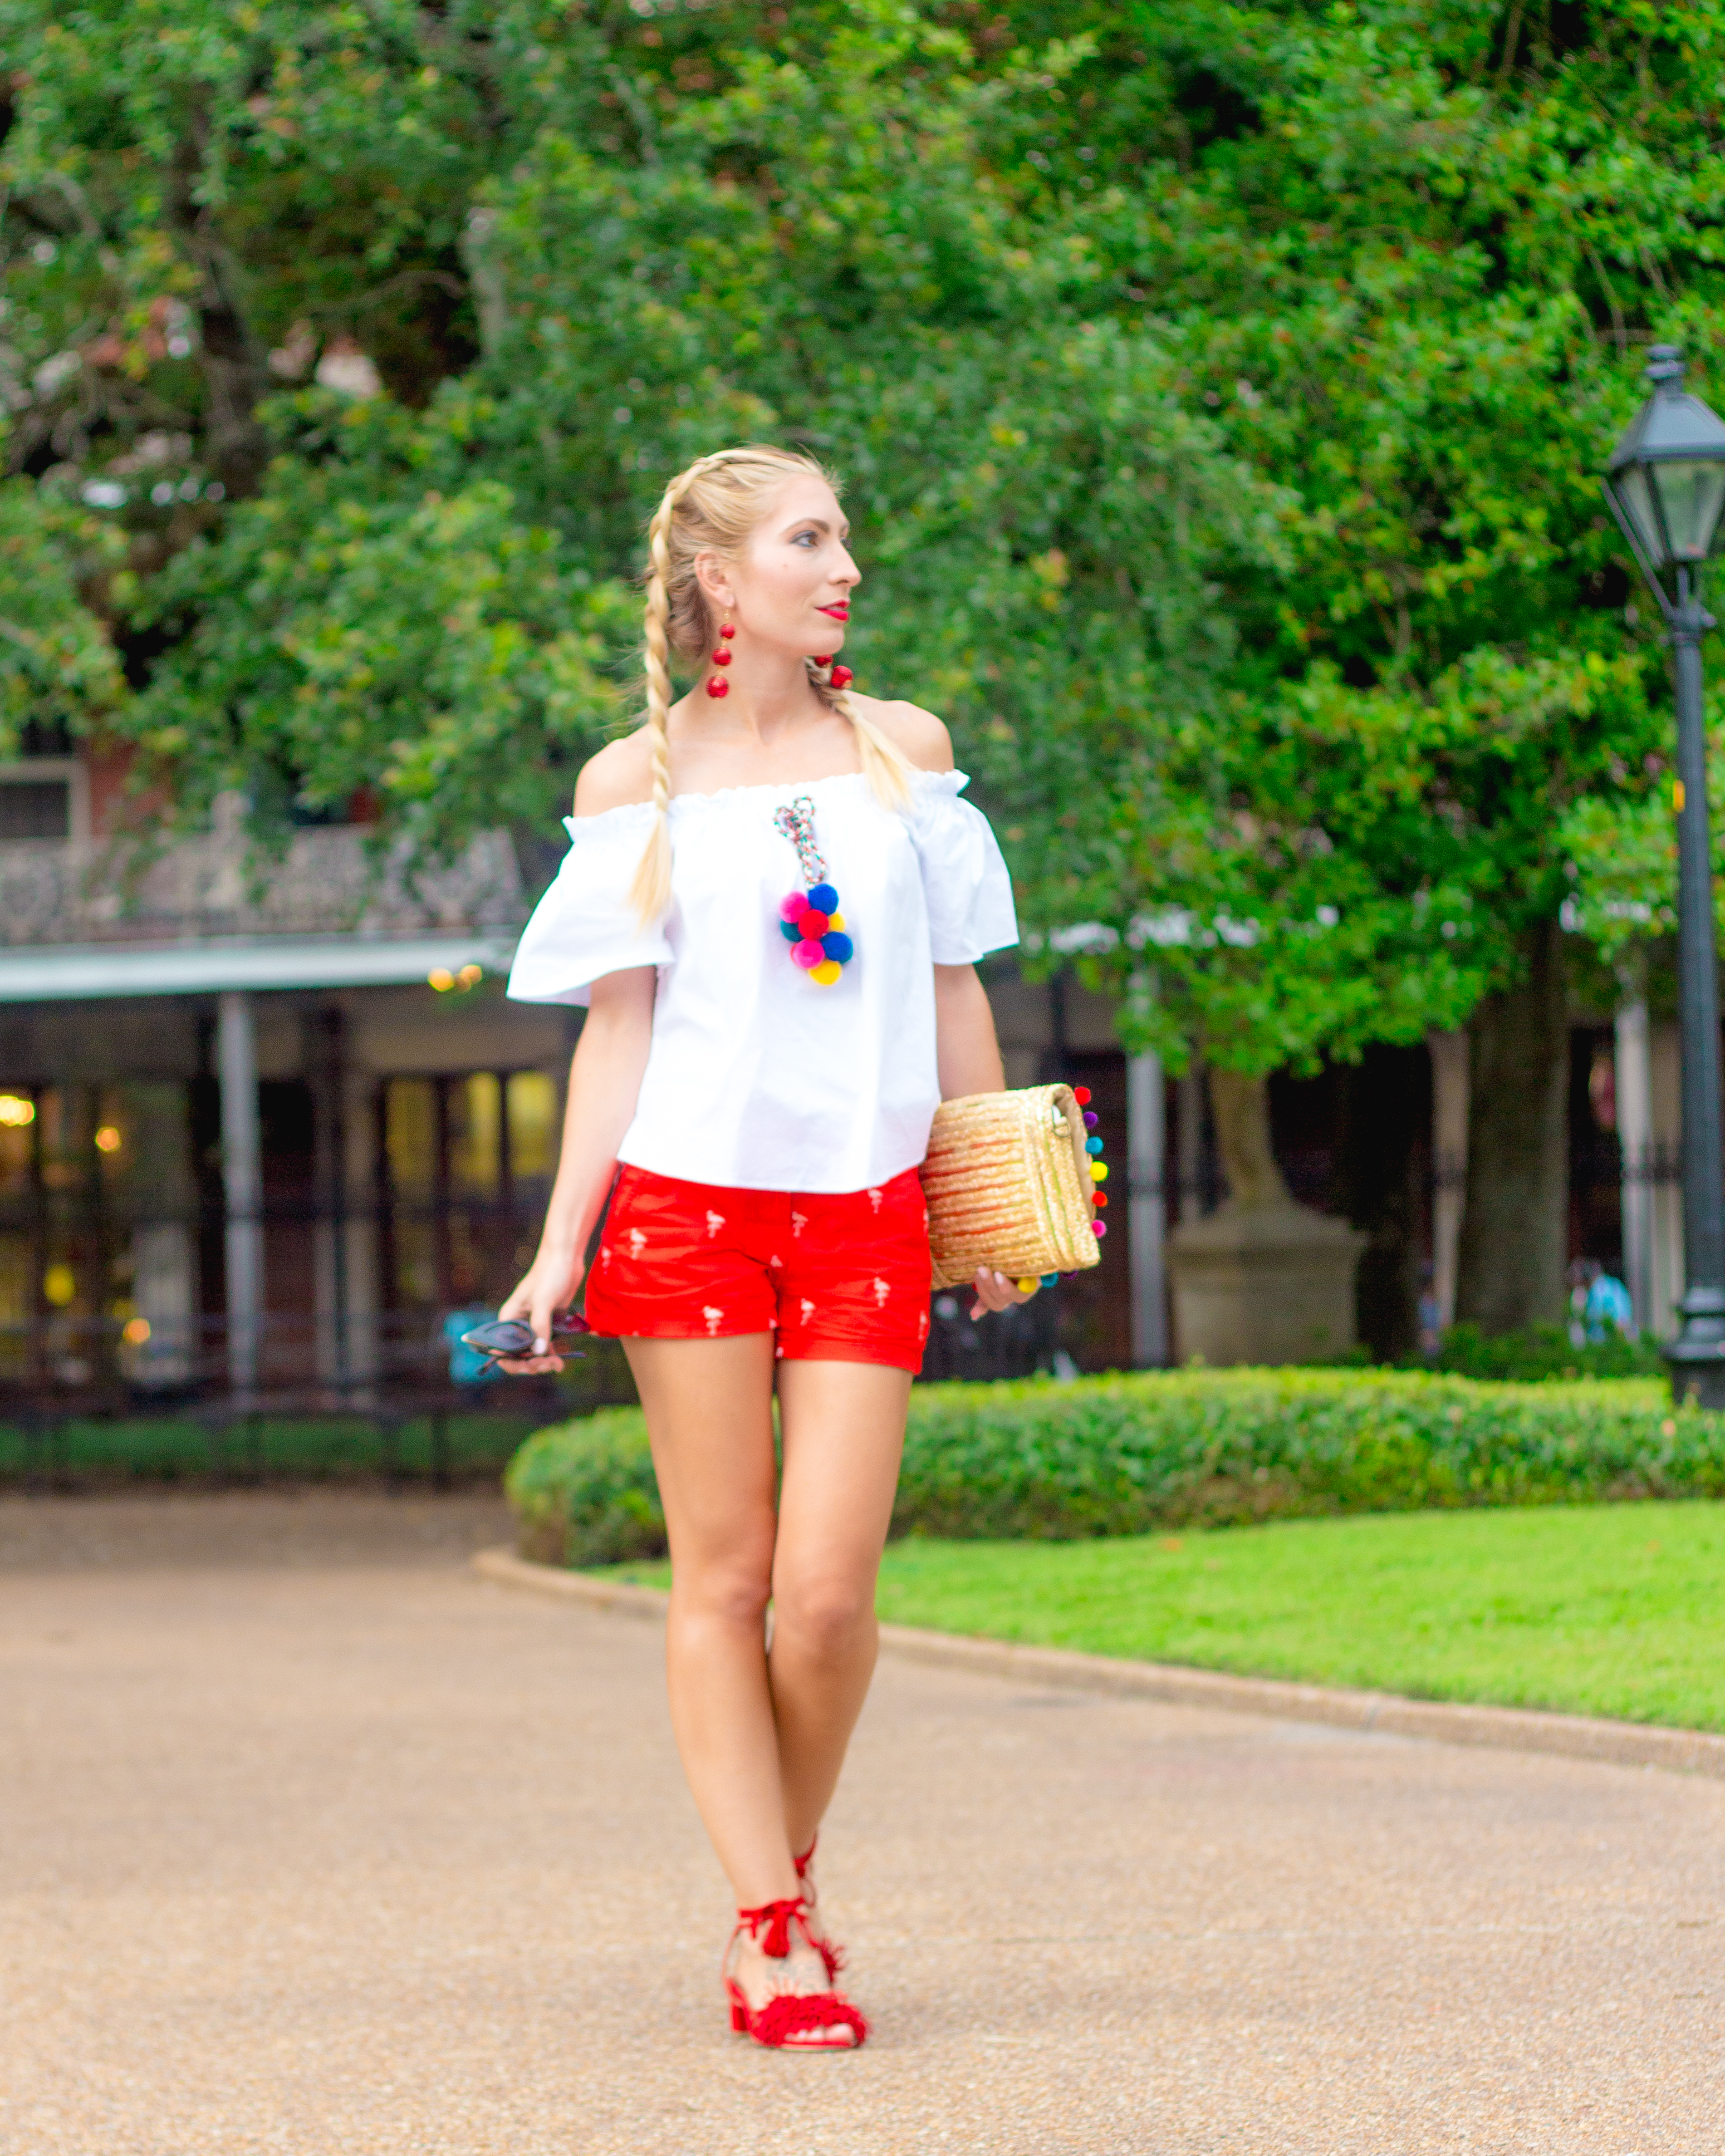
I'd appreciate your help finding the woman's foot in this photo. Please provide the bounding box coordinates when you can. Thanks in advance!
[724,1896,868,2050]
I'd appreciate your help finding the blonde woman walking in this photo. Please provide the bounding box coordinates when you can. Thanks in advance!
[500,446,1025,2047]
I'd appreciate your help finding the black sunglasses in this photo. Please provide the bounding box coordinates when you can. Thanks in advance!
[459,1312,592,1363]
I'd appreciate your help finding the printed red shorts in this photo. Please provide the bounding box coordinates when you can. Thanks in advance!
[585,1164,933,1373]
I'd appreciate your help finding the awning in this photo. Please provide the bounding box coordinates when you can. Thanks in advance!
[0,931,522,1003]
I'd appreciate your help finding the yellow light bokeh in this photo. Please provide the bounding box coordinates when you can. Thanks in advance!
[456,962,483,988]
[428,968,455,992]
[122,1317,152,1345]
[0,1094,35,1128]
[95,1124,122,1153]
[43,1263,76,1308]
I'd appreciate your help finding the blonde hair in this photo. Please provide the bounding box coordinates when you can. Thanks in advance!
[629,444,914,921]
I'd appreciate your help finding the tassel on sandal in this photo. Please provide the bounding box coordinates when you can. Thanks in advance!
[724,1894,869,2050]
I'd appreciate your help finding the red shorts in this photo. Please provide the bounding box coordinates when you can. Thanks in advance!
[585,1165,932,1373]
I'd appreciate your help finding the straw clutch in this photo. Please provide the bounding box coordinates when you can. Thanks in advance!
[922,1084,1101,1291]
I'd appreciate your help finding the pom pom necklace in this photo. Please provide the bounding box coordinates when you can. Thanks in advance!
[773,795,853,987]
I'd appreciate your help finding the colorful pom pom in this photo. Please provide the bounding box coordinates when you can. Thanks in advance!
[1092,1219,1107,1237]
[774,813,852,981]
[1085,1135,1104,1156]
[829,665,854,689]
[1093,1191,1108,1208]
[1083,1111,1099,1131]
[1016,1277,1039,1295]
[1091,1161,1107,1182]
[1072,1086,1092,1105]
[1039,1272,1058,1287]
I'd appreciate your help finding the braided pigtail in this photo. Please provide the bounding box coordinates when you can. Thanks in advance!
[628,479,687,924]
[810,666,914,812]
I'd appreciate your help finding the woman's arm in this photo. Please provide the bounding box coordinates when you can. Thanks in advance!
[933,962,1005,1098]
[497,965,656,1368]
[932,962,1031,1318]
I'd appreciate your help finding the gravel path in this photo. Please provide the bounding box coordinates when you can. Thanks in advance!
[3,1492,1723,2154]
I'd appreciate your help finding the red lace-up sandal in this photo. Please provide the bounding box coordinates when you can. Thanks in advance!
[793,1837,844,1983]
[723,1894,869,2050]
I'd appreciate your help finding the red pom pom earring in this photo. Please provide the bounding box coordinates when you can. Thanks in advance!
[707,621,736,699]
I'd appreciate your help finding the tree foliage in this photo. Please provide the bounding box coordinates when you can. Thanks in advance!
[0,480,125,750]
[3,0,1718,1067]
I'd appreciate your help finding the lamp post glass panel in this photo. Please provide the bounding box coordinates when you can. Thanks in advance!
[1603,346,1725,1406]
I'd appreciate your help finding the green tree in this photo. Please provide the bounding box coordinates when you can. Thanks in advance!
[0,480,126,751]
[1047,0,1722,1323]
[8,0,1722,1334]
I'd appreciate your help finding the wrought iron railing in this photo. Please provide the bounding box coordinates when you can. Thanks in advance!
[0,819,526,947]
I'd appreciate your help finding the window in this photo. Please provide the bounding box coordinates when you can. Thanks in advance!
[0,758,88,841]
[0,777,71,840]
[379,1070,562,1312]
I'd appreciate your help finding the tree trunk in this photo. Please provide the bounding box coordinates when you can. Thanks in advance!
[1454,917,1569,1333]
[167,124,273,503]
[1206,1068,1291,1211]
[1169,1065,1366,1364]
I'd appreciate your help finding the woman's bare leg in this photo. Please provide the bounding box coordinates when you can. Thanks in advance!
[624,1333,797,1909]
[770,1359,913,1855]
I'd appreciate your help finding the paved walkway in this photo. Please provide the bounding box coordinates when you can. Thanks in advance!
[2,1494,1722,2155]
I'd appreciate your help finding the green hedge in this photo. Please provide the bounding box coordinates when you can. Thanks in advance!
[504,1368,1724,1567]
[1424,1323,1665,1383]
[0,1412,541,1485]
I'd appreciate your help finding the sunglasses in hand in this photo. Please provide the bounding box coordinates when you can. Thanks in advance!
[459,1312,592,1364]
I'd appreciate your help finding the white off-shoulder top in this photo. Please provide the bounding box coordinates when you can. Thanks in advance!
[506,768,1018,1193]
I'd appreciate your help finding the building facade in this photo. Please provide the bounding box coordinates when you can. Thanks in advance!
[0,746,1680,1415]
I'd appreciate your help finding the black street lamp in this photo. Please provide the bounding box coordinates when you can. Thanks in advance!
[1603,345,1725,1407]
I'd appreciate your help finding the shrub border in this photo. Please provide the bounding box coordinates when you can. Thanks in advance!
[505,1372,1719,1568]
[472,1546,1725,1783]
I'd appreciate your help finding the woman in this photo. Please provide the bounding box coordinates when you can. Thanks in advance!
[500,445,1027,2049]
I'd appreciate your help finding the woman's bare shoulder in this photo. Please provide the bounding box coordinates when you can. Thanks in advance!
[572,730,655,817]
[854,693,954,774]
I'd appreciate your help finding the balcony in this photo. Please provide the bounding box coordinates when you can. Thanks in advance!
[0,803,528,998]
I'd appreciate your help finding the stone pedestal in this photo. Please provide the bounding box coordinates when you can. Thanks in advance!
[1168,1203,1367,1366]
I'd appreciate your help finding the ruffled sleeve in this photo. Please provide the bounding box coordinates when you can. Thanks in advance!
[506,808,673,1006]
[906,770,1019,965]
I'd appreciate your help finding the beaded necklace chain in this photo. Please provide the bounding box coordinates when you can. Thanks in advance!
[773,796,854,987]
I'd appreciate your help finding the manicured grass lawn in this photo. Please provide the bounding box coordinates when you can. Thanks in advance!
[600,1501,1725,1732]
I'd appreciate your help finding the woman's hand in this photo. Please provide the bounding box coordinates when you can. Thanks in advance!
[487,966,654,1377]
[969,1268,1037,1319]
[496,1244,586,1374]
